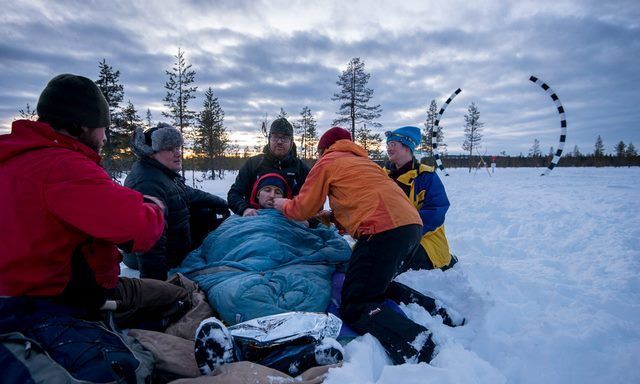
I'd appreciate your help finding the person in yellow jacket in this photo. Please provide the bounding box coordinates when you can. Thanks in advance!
[273,127,437,365]
[384,126,457,270]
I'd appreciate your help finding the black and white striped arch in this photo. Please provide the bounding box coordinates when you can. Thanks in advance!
[432,88,462,176]
[529,76,567,176]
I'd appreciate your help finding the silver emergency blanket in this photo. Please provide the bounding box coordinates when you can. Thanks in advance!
[228,312,342,346]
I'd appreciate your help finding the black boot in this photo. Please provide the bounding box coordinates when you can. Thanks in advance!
[387,281,465,327]
[194,317,238,375]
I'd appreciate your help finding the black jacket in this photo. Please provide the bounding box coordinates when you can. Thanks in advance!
[227,144,310,215]
[124,157,228,279]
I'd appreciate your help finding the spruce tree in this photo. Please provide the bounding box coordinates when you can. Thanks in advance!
[626,142,637,157]
[145,108,153,129]
[615,141,626,157]
[594,135,604,157]
[18,103,37,120]
[355,124,383,159]
[295,106,317,159]
[163,48,197,176]
[120,100,142,167]
[462,102,483,172]
[331,57,382,140]
[529,138,541,157]
[277,108,289,120]
[194,87,228,179]
[422,100,437,155]
[95,59,125,178]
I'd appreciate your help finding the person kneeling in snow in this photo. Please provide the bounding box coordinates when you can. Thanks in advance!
[384,125,458,270]
[273,126,447,365]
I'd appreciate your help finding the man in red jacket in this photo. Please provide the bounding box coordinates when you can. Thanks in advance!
[0,74,166,382]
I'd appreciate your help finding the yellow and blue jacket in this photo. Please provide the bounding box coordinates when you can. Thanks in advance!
[385,158,452,269]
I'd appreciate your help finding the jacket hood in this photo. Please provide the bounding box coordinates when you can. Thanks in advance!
[0,119,100,164]
[248,172,293,209]
[323,139,369,159]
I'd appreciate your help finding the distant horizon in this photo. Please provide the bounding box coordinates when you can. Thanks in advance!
[2,0,638,156]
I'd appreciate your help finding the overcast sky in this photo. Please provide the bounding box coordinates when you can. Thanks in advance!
[1,0,638,155]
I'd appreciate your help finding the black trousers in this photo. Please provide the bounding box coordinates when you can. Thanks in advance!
[340,224,433,364]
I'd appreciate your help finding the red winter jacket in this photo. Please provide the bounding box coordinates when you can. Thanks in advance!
[0,120,165,297]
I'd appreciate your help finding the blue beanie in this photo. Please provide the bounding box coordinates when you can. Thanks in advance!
[385,126,421,152]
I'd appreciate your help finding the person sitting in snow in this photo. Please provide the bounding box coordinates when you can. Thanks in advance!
[227,117,310,217]
[0,74,174,382]
[384,126,458,270]
[272,126,448,365]
[123,123,231,280]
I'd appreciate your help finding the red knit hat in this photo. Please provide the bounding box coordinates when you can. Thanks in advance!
[318,127,351,151]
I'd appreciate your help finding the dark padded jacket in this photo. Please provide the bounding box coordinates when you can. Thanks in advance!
[125,157,228,279]
[227,144,310,215]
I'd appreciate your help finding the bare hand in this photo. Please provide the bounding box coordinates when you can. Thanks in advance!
[144,195,165,212]
[273,197,289,211]
[314,210,332,226]
[243,208,258,217]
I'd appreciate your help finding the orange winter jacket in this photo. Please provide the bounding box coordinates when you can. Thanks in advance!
[282,140,422,238]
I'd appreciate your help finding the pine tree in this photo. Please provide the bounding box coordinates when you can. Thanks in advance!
[277,108,289,120]
[18,103,37,120]
[305,116,319,159]
[355,124,383,159]
[145,108,153,129]
[615,141,626,157]
[331,57,382,140]
[120,100,142,166]
[295,106,317,159]
[194,87,228,179]
[95,59,125,178]
[163,48,197,176]
[422,100,437,156]
[626,142,637,157]
[594,135,604,157]
[529,138,541,157]
[462,102,483,172]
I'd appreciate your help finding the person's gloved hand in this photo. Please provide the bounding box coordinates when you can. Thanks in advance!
[215,205,231,219]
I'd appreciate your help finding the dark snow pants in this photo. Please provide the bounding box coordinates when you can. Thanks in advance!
[340,224,435,364]
[0,297,152,383]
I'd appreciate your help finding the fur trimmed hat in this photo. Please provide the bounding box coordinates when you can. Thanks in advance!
[385,126,421,152]
[317,127,351,151]
[269,118,294,137]
[36,73,111,129]
[131,122,183,157]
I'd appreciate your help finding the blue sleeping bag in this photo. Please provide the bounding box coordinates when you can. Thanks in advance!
[172,210,351,325]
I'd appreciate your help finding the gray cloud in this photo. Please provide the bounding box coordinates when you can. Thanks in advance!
[1,0,638,155]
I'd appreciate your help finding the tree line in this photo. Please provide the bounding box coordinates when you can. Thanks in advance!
[16,52,638,177]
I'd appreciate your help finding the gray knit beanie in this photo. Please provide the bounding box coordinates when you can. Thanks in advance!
[131,122,183,157]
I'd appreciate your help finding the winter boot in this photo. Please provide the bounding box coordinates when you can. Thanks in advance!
[387,281,465,327]
[410,331,436,364]
[194,317,238,375]
[314,338,344,366]
[253,339,344,376]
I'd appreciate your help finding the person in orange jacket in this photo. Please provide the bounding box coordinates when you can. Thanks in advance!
[273,127,437,365]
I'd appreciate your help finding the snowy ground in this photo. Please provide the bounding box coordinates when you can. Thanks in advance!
[124,167,640,383]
